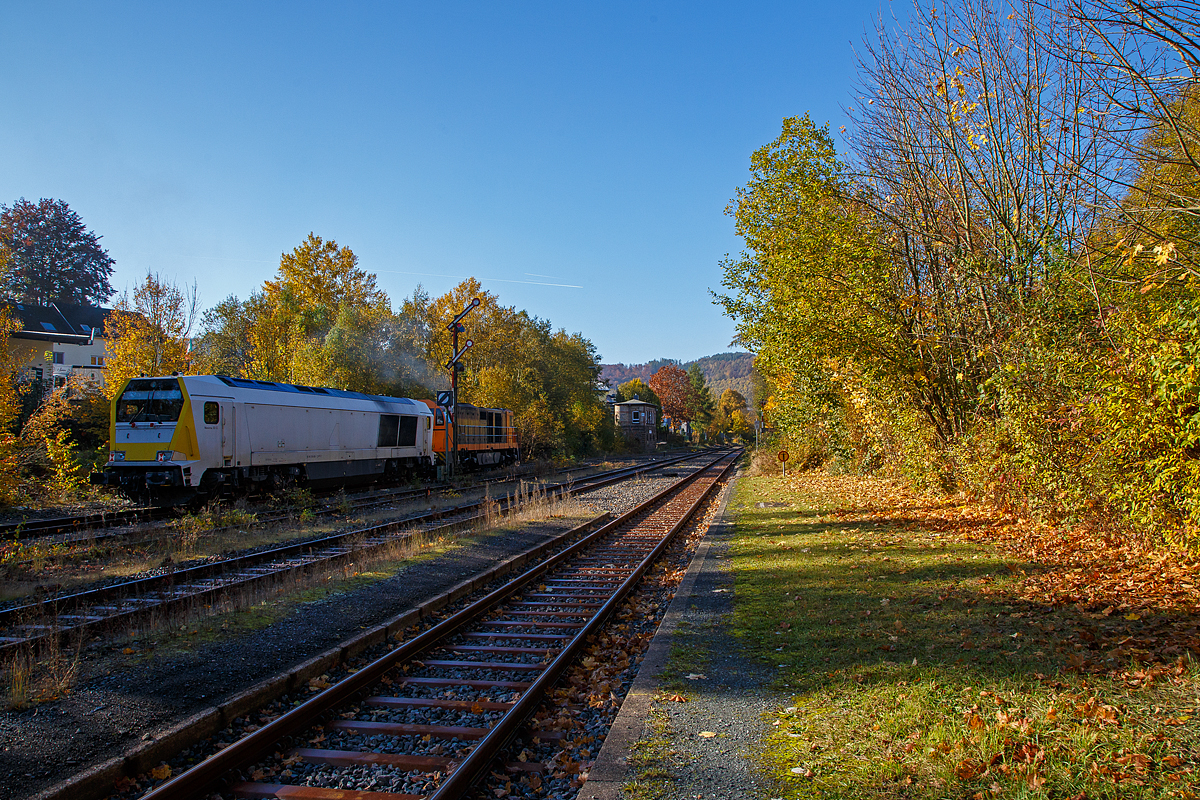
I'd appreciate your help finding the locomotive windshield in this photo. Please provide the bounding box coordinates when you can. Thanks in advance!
[116,378,185,423]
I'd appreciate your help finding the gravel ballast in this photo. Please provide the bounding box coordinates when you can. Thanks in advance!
[1,454,718,800]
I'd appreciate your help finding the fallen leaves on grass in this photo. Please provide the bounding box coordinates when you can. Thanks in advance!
[784,472,1200,675]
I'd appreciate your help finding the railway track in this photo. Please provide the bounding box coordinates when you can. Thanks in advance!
[139,448,739,800]
[0,454,676,550]
[0,450,721,655]
[0,505,168,541]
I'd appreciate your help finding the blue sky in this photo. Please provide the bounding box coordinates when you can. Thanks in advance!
[1,1,893,365]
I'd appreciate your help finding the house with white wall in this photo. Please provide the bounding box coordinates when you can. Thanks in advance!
[5,303,112,388]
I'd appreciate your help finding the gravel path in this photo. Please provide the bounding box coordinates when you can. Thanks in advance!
[653,525,776,799]
[585,472,780,800]
[1,454,716,800]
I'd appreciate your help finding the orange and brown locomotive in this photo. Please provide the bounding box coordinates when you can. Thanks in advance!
[419,400,520,469]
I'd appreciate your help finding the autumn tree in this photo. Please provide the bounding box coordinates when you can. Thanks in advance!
[1060,0,1200,278]
[711,388,754,441]
[191,260,609,458]
[717,114,885,460]
[649,365,694,429]
[429,279,608,457]
[0,312,27,501]
[617,378,660,409]
[244,233,398,391]
[422,278,526,375]
[0,198,115,307]
[103,272,199,397]
[716,0,1200,535]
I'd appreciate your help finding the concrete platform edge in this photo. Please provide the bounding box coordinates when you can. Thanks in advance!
[582,469,741,800]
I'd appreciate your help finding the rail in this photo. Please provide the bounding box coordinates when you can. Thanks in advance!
[139,448,740,800]
[0,449,725,654]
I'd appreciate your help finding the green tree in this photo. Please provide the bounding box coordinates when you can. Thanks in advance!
[687,363,715,432]
[0,198,115,307]
[192,295,256,376]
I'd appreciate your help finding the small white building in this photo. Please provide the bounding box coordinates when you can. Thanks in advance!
[5,303,112,389]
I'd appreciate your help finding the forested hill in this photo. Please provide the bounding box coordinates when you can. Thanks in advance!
[688,352,756,410]
[601,352,756,410]
[599,359,678,386]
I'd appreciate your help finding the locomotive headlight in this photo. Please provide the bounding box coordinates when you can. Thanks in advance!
[156,450,173,462]
[109,451,125,462]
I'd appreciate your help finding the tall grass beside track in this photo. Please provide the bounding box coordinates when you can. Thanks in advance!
[730,474,1200,799]
[3,489,592,709]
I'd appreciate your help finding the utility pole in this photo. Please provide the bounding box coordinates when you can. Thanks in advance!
[445,297,480,479]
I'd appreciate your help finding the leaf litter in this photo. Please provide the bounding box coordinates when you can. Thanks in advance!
[732,473,1199,799]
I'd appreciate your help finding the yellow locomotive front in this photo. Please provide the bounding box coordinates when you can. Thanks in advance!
[93,376,203,502]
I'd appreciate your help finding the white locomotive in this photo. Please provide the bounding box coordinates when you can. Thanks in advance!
[94,375,435,502]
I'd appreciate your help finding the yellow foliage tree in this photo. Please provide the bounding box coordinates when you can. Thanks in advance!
[428,280,606,457]
[103,272,198,398]
[247,234,394,389]
[424,278,524,374]
[0,311,26,502]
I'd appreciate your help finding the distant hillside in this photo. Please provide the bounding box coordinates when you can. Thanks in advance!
[599,358,680,387]
[601,352,757,419]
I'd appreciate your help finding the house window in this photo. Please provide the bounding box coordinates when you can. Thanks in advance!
[632,410,641,423]
[90,356,106,366]
[52,352,64,364]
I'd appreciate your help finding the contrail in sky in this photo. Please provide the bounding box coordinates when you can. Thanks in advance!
[376,270,583,289]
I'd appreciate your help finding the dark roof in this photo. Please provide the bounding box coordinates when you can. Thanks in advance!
[4,303,113,341]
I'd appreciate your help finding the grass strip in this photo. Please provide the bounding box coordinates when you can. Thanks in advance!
[729,473,1199,799]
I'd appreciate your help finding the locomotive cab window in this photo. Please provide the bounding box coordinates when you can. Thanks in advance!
[116,378,185,423]
[435,409,444,426]
[203,402,220,424]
